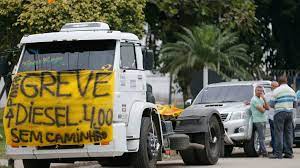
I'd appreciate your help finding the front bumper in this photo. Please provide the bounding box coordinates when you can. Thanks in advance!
[6,123,128,160]
[223,119,248,142]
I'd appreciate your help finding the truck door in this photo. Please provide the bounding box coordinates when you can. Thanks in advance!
[118,42,146,122]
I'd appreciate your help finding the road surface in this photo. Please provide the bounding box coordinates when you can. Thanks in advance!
[2,147,300,168]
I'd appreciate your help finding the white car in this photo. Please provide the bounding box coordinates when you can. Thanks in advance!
[189,81,272,156]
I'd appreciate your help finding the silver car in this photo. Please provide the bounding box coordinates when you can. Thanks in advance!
[187,81,272,156]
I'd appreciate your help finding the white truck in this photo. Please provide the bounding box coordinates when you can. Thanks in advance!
[4,22,224,168]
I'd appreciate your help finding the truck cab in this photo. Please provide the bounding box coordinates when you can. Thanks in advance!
[4,22,224,168]
[5,22,162,168]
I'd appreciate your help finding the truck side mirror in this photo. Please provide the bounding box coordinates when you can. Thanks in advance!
[143,50,154,70]
[185,99,193,107]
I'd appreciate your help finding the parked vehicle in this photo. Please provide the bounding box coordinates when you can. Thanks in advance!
[186,81,273,157]
[3,22,224,167]
[294,101,300,146]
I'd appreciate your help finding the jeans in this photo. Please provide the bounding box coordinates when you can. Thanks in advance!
[269,119,275,153]
[254,122,267,154]
[274,112,294,157]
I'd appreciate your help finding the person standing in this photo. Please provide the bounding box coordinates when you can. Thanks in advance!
[269,76,296,159]
[265,81,279,154]
[250,85,270,157]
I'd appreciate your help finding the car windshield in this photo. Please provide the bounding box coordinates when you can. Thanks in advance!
[18,40,116,72]
[194,85,253,104]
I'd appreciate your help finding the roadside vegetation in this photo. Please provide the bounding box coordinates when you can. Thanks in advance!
[160,25,251,100]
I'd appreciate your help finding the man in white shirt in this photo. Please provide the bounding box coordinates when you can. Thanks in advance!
[265,81,279,154]
[269,76,296,159]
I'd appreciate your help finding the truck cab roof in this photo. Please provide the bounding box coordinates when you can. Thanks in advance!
[20,22,139,45]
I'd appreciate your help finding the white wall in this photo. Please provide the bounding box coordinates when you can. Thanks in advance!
[146,71,183,105]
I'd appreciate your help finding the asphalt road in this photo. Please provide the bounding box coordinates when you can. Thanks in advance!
[3,147,300,168]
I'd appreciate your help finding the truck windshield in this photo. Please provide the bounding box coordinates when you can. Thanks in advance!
[194,85,253,104]
[18,40,115,72]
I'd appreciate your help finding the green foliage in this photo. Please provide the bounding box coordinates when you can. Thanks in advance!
[16,0,146,37]
[220,0,257,34]
[145,1,259,99]
[0,0,147,79]
[0,0,22,53]
[145,0,260,75]
[0,0,146,66]
[160,25,251,99]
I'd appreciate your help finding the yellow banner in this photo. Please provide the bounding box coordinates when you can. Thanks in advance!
[3,70,114,147]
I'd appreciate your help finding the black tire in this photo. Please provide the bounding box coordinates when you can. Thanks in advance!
[224,145,234,157]
[244,128,259,157]
[194,116,222,165]
[131,117,160,168]
[23,159,51,168]
[179,148,198,165]
[169,134,190,150]
[180,116,222,165]
[100,117,160,168]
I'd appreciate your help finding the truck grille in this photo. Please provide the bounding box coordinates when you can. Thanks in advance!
[220,113,228,121]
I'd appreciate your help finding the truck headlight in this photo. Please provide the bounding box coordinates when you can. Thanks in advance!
[230,111,247,120]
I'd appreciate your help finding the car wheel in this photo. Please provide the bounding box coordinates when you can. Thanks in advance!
[179,148,198,165]
[244,129,259,157]
[224,145,234,157]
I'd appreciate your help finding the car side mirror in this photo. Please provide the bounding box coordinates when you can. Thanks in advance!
[185,99,193,107]
[143,49,154,70]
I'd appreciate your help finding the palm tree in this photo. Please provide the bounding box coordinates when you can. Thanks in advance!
[160,25,251,100]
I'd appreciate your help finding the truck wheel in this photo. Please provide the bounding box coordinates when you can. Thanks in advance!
[131,117,160,168]
[193,116,222,165]
[224,145,234,157]
[99,117,160,168]
[244,129,259,157]
[23,159,51,168]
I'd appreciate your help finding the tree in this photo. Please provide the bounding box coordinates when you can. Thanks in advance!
[160,25,251,100]
[257,0,300,71]
[16,0,146,37]
[0,0,147,89]
[145,0,258,69]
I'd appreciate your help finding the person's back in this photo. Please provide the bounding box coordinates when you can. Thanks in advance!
[272,84,296,113]
[269,76,296,159]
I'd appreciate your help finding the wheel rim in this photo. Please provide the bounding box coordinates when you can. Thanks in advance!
[254,131,260,153]
[209,126,219,156]
[147,123,160,161]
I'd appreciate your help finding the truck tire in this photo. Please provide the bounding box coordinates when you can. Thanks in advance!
[224,145,234,157]
[23,159,51,168]
[180,116,222,165]
[131,117,160,168]
[99,117,160,167]
[244,128,259,157]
